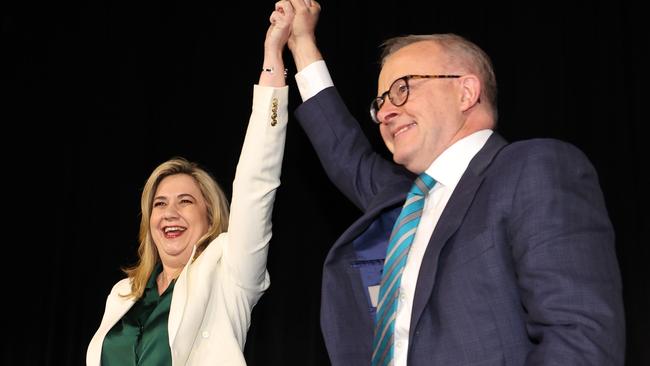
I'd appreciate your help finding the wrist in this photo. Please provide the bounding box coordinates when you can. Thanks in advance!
[261,66,288,78]
[289,37,321,71]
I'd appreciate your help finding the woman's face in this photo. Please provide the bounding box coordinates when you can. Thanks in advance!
[150,174,210,268]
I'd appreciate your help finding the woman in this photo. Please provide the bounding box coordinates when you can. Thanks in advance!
[86,2,295,364]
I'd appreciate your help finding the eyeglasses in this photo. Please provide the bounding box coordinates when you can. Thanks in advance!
[369,74,461,124]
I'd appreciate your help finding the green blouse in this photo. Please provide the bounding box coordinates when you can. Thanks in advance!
[101,265,176,365]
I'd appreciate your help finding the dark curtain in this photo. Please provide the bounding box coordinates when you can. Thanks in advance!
[3,0,647,364]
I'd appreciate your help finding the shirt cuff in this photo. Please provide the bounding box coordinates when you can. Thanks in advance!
[294,60,334,101]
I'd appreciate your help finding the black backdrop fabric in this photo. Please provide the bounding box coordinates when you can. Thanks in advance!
[3,0,647,365]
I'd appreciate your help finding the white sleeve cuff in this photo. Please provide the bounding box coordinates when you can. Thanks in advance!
[294,60,334,101]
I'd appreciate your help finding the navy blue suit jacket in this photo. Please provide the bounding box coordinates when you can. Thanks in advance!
[295,87,625,365]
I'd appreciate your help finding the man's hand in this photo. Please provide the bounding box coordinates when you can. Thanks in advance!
[287,0,322,71]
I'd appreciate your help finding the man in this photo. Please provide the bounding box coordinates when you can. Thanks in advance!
[287,0,625,365]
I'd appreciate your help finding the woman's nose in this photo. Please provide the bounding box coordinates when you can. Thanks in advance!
[162,204,179,220]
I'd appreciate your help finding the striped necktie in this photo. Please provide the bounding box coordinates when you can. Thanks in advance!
[372,172,436,366]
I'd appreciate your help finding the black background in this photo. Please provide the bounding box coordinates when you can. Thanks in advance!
[3,0,647,364]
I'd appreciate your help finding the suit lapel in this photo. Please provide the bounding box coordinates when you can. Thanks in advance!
[321,178,412,355]
[327,178,412,264]
[408,133,508,339]
[168,245,197,346]
[105,288,136,327]
[89,279,136,365]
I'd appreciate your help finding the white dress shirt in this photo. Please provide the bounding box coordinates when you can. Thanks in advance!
[393,129,492,364]
[295,62,492,365]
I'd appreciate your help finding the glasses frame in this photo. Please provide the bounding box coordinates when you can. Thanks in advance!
[369,74,462,124]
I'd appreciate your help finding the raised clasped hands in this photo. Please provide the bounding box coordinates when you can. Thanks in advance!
[265,1,295,53]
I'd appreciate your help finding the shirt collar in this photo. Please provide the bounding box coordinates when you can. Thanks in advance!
[425,129,493,191]
[145,262,164,290]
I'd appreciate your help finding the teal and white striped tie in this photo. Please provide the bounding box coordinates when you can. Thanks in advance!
[372,172,436,366]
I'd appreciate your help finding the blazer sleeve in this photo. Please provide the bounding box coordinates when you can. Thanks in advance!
[223,85,288,290]
[508,140,625,365]
[294,86,411,211]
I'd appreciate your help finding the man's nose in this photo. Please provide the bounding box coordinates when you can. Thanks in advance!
[377,101,400,124]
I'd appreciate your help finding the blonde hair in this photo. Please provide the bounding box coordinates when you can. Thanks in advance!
[380,34,498,121]
[122,157,229,299]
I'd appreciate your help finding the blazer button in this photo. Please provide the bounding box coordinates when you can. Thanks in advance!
[202,331,210,338]
[271,98,278,126]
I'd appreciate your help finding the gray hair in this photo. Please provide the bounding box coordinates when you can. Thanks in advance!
[380,34,497,118]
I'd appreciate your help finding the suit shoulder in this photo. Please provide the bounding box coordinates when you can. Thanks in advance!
[505,138,582,153]
[487,138,600,184]
[192,232,227,268]
[499,138,591,163]
[109,278,132,296]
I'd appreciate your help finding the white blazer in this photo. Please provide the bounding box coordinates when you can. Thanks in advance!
[87,85,289,365]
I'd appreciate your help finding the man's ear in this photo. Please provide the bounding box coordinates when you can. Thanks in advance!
[459,74,481,112]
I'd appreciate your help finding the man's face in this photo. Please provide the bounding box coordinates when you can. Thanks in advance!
[376,41,465,173]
